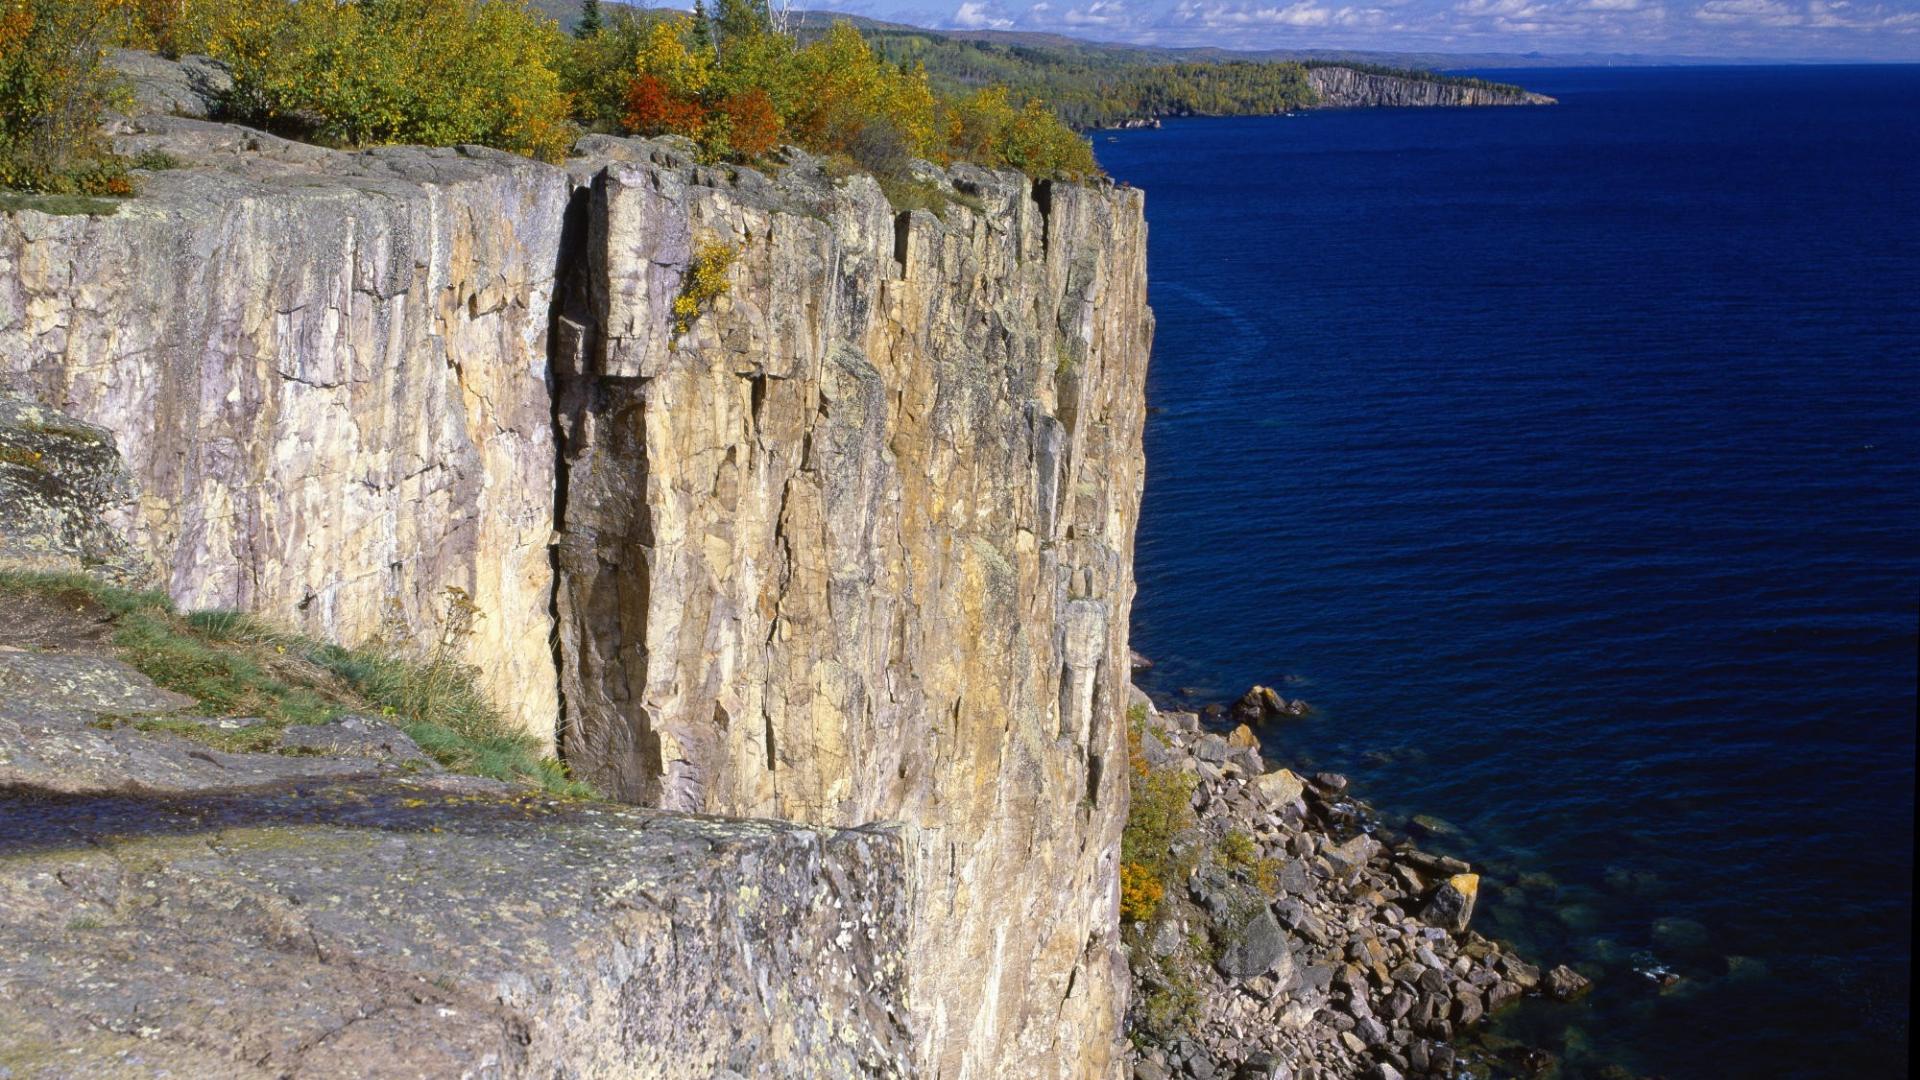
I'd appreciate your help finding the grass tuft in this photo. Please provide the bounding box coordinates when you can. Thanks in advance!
[0,570,595,798]
[0,191,123,217]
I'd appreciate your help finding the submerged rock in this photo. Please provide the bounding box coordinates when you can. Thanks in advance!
[1545,964,1595,1001]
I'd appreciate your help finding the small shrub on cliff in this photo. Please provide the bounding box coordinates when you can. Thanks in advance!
[1121,707,1198,925]
[597,11,1095,183]
[0,0,133,195]
[1218,826,1281,895]
[673,239,736,336]
[557,2,652,130]
[110,0,225,57]
[1132,958,1202,1046]
[1119,861,1164,923]
[939,86,1096,182]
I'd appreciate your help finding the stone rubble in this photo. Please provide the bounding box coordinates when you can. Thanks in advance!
[1124,698,1561,1080]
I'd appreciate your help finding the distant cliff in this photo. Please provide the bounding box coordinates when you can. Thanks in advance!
[1307,65,1557,107]
[0,57,1150,1077]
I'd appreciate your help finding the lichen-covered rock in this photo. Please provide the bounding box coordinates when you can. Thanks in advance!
[0,393,147,583]
[104,49,234,120]
[553,150,1151,1077]
[0,782,912,1078]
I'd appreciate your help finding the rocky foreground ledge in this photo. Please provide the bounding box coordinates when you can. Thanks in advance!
[1122,694,1590,1080]
[0,663,912,1079]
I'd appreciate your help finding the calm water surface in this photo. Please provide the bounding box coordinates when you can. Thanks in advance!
[1098,66,1917,1078]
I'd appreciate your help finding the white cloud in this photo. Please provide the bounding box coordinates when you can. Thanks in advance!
[1167,1,1401,26]
[1694,0,1800,23]
[1063,0,1131,23]
[965,0,1920,56]
[1454,0,1544,17]
[952,0,1017,26]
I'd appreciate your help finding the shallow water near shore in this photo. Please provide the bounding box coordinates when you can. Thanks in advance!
[1100,67,1917,1078]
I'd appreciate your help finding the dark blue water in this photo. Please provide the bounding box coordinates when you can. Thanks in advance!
[1098,67,1917,1079]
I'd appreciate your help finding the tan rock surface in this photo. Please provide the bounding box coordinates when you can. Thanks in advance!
[0,117,571,743]
[553,146,1153,1078]
[2,89,1153,1075]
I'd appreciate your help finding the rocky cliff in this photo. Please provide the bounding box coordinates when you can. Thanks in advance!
[0,118,570,744]
[550,138,1151,1077]
[1307,67,1556,108]
[1,76,1151,1076]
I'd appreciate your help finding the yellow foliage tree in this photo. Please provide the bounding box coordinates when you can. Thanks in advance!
[1,0,133,194]
[791,22,934,159]
[214,0,576,162]
[634,15,712,98]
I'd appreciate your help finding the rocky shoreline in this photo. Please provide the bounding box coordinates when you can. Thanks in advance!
[1122,686,1594,1080]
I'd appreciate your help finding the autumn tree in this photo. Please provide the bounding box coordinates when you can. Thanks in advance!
[1,0,134,194]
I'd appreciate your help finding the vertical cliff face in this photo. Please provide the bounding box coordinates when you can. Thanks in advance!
[0,124,569,742]
[1,108,1151,1076]
[552,141,1152,1077]
[1307,66,1557,107]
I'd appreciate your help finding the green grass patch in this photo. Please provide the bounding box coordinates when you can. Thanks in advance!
[876,175,987,220]
[131,149,182,171]
[131,716,284,754]
[0,570,594,798]
[0,191,123,217]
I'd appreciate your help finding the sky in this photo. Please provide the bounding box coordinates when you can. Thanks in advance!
[814,0,1920,59]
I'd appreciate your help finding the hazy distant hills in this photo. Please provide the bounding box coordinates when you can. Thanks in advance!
[532,1,1786,71]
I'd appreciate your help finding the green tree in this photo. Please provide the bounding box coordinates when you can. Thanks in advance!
[688,0,712,54]
[574,0,601,38]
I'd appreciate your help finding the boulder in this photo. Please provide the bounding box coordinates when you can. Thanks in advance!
[105,49,234,119]
[1233,685,1309,724]
[1234,1054,1291,1080]
[0,393,147,584]
[1543,964,1593,1001]
[1216,909,1294,982]
[1323,833,1380,880]
[1253,767,1305,806]
[1423,873,1480,934]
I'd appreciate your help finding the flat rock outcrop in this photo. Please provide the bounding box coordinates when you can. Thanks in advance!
[0,781,911,1079]
[2,516,912,1077]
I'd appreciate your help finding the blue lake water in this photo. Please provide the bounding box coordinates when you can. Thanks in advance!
[1097,66,1917,1078]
